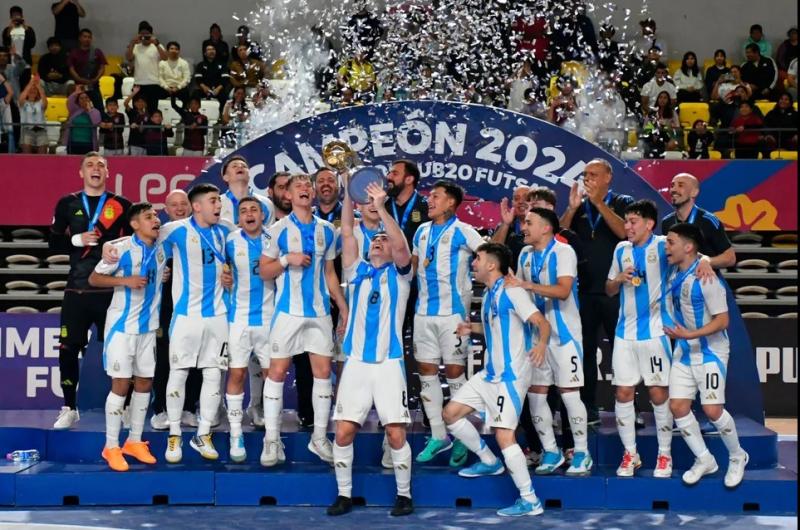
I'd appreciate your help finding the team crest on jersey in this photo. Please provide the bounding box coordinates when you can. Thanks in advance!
[682,284,690,297]
[380,274,388,284]
[334,220,341,228]
[237,250,245,257]
[442,234,450,244]
[647,251,657,263]
[316,233,324,246]
[411,210,421,222]
[191,236,199,244]
[60,325,68,338]
[104,206,115,220]
[157,251,165,263]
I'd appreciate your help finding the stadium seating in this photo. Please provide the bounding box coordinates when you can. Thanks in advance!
[667,59,682,75]
[104,55,125,77]
[770,150,798,159]
[678,102,710,128]
[756,100,776,116]
[121,77,135,98]
[45,97,69,122]
[99,76,115,101]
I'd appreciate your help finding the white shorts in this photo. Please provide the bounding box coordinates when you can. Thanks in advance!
[612,336,672,387]
[413,314,468,366]
[269,312,334,359]
[228,320,271,370]
[169,314,229,370]
[452,371,529,430]
[333,357,410,426]
[103,330,156,379]
[530,340,584,388]
[669,357,728,405]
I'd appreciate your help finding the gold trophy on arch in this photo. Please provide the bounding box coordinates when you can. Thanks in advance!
[321,140,387,204]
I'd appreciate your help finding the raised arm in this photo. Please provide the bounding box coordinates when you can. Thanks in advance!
[340,170,359,270]
[370,183,411,268]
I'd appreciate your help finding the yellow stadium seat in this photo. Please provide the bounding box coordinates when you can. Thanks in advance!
[31,53,40,72]
[678,102,710,128]
[45,97,69,122]
[99,76,115,101]
[105,55,124,76]
[770,150,798,160]
[756,100,775,116]
[668,59,682,76]
[709,150,722,159]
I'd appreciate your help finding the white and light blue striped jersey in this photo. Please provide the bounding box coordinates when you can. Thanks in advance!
[516,240,582,351]
[263,214,338,317]
[607,235,674,340]
[353,219,383,260]
[341,258,412,363]
[669,263,730,369]
[94,235,168,334]
[481,279,539,384]
[225,228,275,326]
[159,217,231,319]
[219,189,276,229]
[412,218,483,318]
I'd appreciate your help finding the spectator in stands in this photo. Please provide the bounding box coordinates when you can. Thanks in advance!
[336,50,376,101]
[505,57,537,113]
[158,41,191,107]
[202,23,229,66]
[143,109,172,155]
[172,95,207,156]
[123,87,149,156]
[776,27,799,72]
[743,24,772,61]
[126,21,167,115]
[0,44,24,148]
[597,23,622,76]
[549,0,598,66]
[642,90,680,158]
[635,46,664,89]
[99,97,125,155]
[687,119,714,159]
[18,74,47,154]
[67,28,106,110]
[194,44,229,112]
[51,0,85,52]
[63,84,100,154]
[787,58,797,100]
[547,75,578,126]
[231,25,263,61]
[762,93,798,156]
[673,51,704,103]
[730,100,763,159]
[705,49,730,99]
[633,18,667,60]
[220,86,249,147]
[2,6,35,87]
[0,71,12,151]
[229,44,268,96]
[345,3,383,60]
[741,43,778,100]
[510,9,549,82]
[311,24,338,97]
[640,62,676,110]
[519,87,546,119]
[490,185,530,265]
[38,37,71,96]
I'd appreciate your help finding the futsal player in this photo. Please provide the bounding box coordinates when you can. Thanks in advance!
[664,223,748,488]
[605,200,676,477]
[511,207,592,476]
[89,202,166,471]
[327,180,414,517]
[444,242,550,517]
[412,180,484,467]
[259,174,348,466]
[219,155,276,228]
[223,197,274,462]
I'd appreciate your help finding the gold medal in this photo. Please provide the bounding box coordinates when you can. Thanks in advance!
[423,258,430,268]
[631,276,642,287]
[222,264,231,274]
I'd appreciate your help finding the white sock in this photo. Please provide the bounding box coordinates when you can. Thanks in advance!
[615,400,637,454]
[263,378,284,442]
[333,442,354,498]
[127,391,150,443]
[198,367,221,436]
[561,391,588,453]
[104,392,126,449]
[419,374,447,440]
[652,401,674,455]
[675,412,710,459]
[391,442,412,497]
[166,369,189,436]
[248,355,264,409]
[711,410,744,457]
[446,375,466,397]
[528,392,557,453]
[312,377,333,440]
[226,393,245,438]
[502,444,537,503]
[447,417,497,465]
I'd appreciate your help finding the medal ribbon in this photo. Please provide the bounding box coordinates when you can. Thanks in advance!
[391,191,419,231]
[631,234,654,287]
[132,234,157,276]
[669,258,700,306]
[426,215,458,264]
[487,277,505,318]
[289,212,317,256]
[530,238,557,311]
[81,192,108,232]
[190,217,226,264]
[584,189,613,234]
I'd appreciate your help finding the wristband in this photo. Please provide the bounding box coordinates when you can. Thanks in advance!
[279,255,289,268]
[71,234,84,247]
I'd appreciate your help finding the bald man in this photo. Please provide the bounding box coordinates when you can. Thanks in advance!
[661,173,736,274]
[491,186,530,265]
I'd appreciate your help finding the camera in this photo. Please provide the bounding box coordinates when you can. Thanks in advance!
[142,35,151,42]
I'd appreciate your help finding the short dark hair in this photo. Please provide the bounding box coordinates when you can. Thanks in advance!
[432,180,464,209]
[655,62,668,71]
[714,48,726,58]
[268,171,291,191]
[151,109,163,118]
[745,43,760,54]
[392,159,420,187]
[527,187,557,207]
[668,222,705,252]
[238,196,261,209]
[750,24,763,33]
[476,242,511,275]
[529,207,560,233]
[105,97,118,106]
[138,21,153,33]
[167,41,180,50]
[624,199,659,223]
[287,173,312,187]
[9,6,22,16]
[312,167,336,182]
[187,183,220,204]
[128,201,154,222]
[221,154,248,176]
[79,28,92,37]
[46,37,61,47]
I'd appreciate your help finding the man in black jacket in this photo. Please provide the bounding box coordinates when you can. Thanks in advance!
[194,44,229,112]
[741,43,778,100]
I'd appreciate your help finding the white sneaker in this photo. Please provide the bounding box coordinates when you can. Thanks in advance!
[53,407,79,430]
[381,436,393,469]
[165,435,183,463]
[260,439,286,467]
[190,434,219,460]
[246,405,265,427]
[308,436,334,464]
[181,410,198,428]
[121,406,131,429]
[653,454,673,478]
[229,434,247,463]
[615,451,642,477]
[682,454,719,485]
[150,412,169,430]
[724,451,749,488]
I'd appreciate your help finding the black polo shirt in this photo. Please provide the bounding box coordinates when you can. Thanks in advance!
[391,191,429,249]
[662,205,732,258]
[495,218,526,267]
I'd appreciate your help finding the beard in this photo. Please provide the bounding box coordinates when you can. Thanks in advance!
[671,196,690,209]
[386,182,402,198]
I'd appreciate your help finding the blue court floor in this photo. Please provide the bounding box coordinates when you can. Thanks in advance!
[0,506,797,529]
